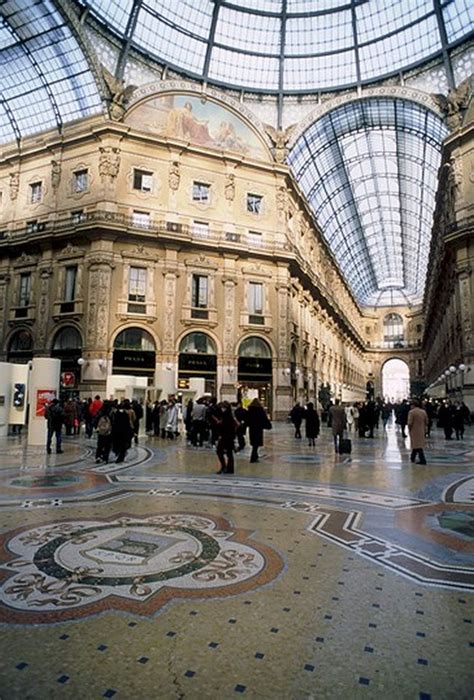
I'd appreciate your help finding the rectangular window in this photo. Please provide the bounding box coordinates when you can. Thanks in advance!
[30,182,42,204]
[64,266,77,302]
[192,182,210,202]
[193,220,209,238]
[249,282,263,314]
[73,169,88,193]
[128,267,147,303]
[132,210,151,228]
[19,273,30,307]
[133,169,153,192]
[71,210,85,224]
[247,193,263,214]
[192,274,208,308]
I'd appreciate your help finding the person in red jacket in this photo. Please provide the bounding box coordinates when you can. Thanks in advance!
[88,394,103,434]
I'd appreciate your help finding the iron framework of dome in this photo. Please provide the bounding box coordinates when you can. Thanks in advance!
[288,97,449,307]
[76,0,474,94]
[0,0,103,145]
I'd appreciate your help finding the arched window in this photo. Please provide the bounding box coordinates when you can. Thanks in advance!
[7,329,33,363]
[114,328,155,352]
[238,337,272,358]
[8,330,33,352]
[52,326,82,350]
[383,313,404,344]
[179,332,216,355]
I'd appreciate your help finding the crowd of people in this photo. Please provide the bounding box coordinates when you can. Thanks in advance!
[43,392,470,470]
[289,396,471,464]
[45,395,143,462]
[44,394,273,471]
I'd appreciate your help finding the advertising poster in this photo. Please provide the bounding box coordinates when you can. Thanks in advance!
[36,389,57,417]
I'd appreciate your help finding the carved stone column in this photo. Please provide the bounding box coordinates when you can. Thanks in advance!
[0,271,10,360]
[221,277,237,400]
[458,268,473,355]
[162,270,178,356]
[36,266,53,354]
[85,254,115,355]
[275,281,292,419]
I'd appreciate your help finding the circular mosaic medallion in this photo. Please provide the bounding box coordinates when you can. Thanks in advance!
[0,513,283,623]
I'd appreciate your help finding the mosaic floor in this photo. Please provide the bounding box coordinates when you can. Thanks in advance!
[0,421,473,699]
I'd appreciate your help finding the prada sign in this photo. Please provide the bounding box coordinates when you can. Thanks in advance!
[238,357,272,377]
[113,349,155,370]
[179,353,217,375]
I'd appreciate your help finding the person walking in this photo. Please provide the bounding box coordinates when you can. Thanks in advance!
[329,399,346,453]
[234,401,248,452]
[45,399,65,454]
[305,402,320,447]
[408,399,428,465]
[290,401,305,438]
[246,398,272,463]
[95,401,113,464]
[111,401,134,463]
[215,401,237,474]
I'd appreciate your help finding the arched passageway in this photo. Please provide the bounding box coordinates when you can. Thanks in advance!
[382,358,410,402]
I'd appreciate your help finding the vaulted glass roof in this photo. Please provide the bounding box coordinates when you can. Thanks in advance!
[78,0,474,93]
[287,98,449,307]
[0,0,103,145]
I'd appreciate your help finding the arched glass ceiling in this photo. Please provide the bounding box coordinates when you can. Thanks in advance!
[77,0,474,93]
[287,98,449,307]
[0,0,103,145]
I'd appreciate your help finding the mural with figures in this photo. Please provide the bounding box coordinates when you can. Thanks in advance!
[126,94,268,160]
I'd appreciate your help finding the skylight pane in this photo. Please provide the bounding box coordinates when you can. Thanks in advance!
[209,46,279,90]
[442,0,474,43]
[135,8,207,74]
[359,14,440,81]
[356,0,433,44]
[215,6,280,54]
[285,11,353,55]
[87,0,133,33]
[284,52,357,91]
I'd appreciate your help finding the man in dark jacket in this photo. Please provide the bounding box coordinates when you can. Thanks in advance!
[45,399,65,454]
[290,402,305,438]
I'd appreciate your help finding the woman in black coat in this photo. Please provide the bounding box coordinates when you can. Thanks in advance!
[215,401,237,474]
[112,404,134,463]
[305,402,320,446]
[246,398,272,463]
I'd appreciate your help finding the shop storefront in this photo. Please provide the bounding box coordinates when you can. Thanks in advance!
[51,326,82,397]
[112,328,156,377]
[237,337,273,415]
[178,332,217,395]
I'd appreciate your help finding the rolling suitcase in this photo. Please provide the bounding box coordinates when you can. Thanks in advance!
[339,437,352,455]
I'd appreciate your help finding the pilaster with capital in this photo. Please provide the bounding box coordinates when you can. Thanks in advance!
[457,267,473,355]
[163,270,178,356]
[0,271,10,357]
[36,266,54,352]
[85,255,115,352]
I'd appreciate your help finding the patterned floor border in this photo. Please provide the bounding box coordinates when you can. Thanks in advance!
[302,506,474,592]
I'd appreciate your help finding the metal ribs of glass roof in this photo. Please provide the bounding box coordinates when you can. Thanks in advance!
[78,0,474,94]
[0,0,103,145]
[287,97,449,308]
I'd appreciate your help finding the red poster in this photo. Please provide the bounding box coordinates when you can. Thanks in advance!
[36,389,57,417]
[61,371,75,388]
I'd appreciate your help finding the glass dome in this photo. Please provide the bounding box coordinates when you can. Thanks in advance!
[0,1,103,145]
[77,0,474,93]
